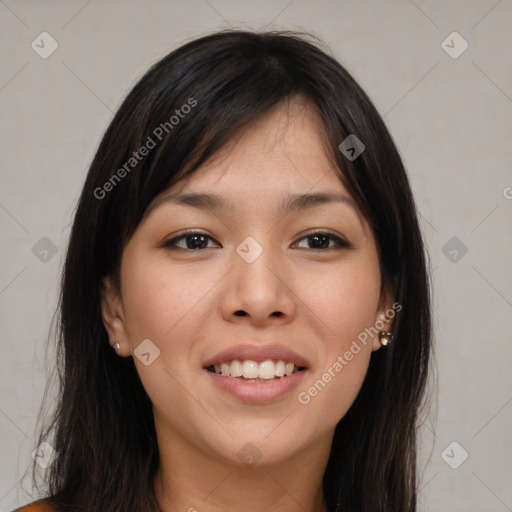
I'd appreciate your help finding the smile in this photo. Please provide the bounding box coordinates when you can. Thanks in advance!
[206,359,306,381]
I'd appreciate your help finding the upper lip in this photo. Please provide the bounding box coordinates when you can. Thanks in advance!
[203,344,310,369]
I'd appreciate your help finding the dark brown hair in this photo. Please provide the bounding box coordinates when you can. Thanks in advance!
[28,29,433,512]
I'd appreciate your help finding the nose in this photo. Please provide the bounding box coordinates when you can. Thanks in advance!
[220,237,296,326]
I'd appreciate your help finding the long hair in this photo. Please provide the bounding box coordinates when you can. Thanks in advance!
[29,29,433,512]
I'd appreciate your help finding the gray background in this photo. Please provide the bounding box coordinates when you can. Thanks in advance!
[1,1,511,511]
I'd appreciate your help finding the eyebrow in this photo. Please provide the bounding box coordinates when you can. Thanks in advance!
[146,191,360,218]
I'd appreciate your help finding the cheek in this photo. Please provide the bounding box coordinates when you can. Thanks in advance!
[120,250,213,347]
[303,258,382,348]
[295,258,380,425]
[298,348,371,435]
[118,251,213,411]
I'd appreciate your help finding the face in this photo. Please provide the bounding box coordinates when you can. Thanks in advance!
[101,98,394,469]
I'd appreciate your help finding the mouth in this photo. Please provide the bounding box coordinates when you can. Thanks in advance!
[205,360,307,383]
[203,344,309,402]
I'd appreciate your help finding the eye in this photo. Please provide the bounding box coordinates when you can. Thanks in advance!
[162,229,351,252]
[162,230,220,251]
[293,230,352,251]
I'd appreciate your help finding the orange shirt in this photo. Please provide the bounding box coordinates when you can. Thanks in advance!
[11,501,54,512]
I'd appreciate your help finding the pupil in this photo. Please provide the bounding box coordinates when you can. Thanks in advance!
[309,234,329,249]
[187,235,207,250]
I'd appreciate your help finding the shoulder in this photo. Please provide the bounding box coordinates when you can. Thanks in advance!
[11,501,55,512]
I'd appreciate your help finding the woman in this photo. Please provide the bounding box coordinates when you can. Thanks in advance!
[15,29,432,512]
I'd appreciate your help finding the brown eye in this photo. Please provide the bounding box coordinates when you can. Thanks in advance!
[294,231,352,251]
[162,231,220,251]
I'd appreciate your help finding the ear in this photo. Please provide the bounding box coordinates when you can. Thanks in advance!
[371,279,397,352]
[100,275,131,357]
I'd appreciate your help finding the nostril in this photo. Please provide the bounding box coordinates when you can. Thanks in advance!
[234,311,246,316]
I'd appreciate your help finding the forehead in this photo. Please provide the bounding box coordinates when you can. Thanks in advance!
[148,98,352,211]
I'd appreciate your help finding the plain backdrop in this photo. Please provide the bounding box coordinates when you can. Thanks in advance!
[1,1,511,511]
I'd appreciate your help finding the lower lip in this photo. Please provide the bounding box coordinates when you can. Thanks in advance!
[204,369,308,403]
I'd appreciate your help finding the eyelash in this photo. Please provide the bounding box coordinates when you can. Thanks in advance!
[161,229,352,252]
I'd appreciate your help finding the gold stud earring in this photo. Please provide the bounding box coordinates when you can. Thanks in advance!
[378,331,393,346]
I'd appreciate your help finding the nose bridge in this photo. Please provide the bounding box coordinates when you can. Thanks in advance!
[224,230,294,320]
[234,232,281,287]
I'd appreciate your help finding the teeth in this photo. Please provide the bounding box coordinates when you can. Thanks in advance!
[220,362,230,376]
[242,360,259,379]
[211,359,303,379]
[258,360,275,380]
[275,361,286,377]
[230,359,243,377]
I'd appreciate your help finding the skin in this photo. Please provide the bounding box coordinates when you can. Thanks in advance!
[101,97,394,512]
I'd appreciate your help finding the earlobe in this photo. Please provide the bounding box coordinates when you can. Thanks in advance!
[100,275,130,356]
[371,280,397,351]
